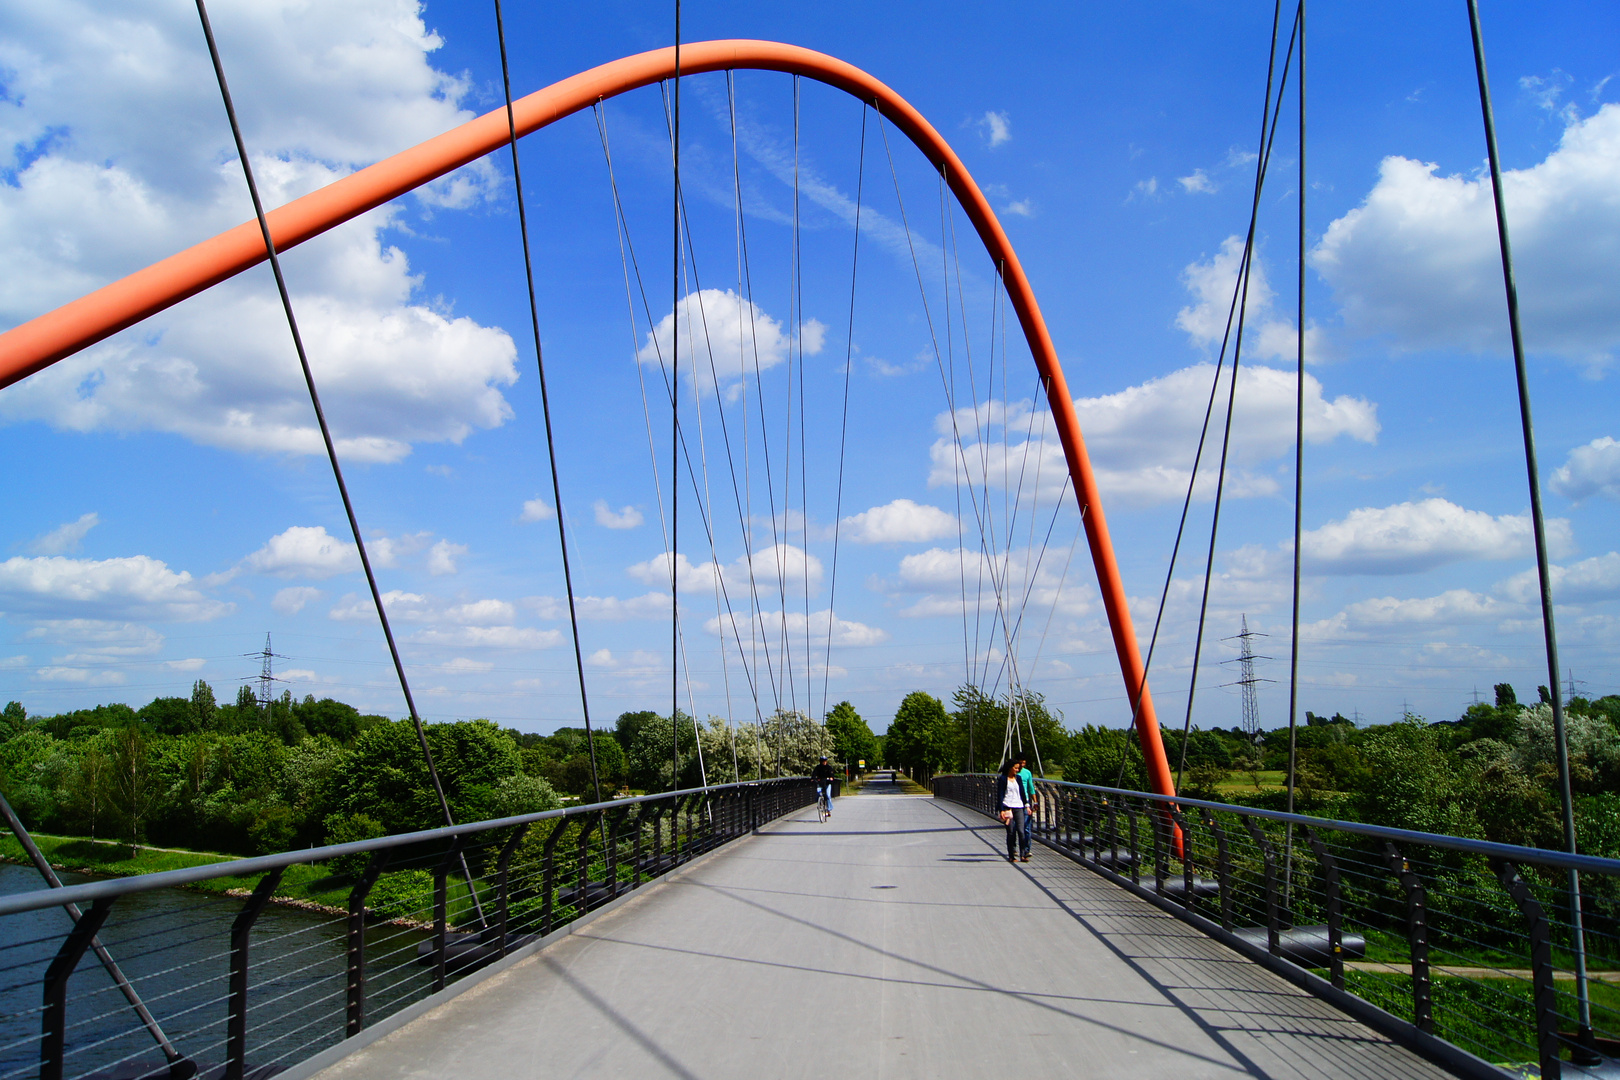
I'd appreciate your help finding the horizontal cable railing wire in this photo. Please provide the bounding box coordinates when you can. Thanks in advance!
[933,773,1620,1079]
[0,776,822,1080]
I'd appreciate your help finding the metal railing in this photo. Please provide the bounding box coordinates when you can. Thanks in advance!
[0,777,825,1080]
[934,773,1620,1079]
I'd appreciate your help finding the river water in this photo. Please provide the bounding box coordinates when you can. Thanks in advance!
[0,862,434,1080]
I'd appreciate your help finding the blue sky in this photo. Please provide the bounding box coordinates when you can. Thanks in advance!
[2,0,1618,736]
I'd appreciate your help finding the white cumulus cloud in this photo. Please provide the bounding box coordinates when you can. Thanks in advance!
[981,111,1011,148]
[0,0,518,460]
[1551,437,1620,502]
[638,289,824,389]
[519,497,555,522]
[427,539,466,576]
[840,500,957,544]
[244,526,359,580]
[1498,552,1620,605]
[1178,169,1216,194]
[0,554,229,621]
[705,608,889,648]
[931,368,1377,506]
[271,586,322,616]
[594,501,645,530]
[627,545,823,596]
[1311,105,1620,368]
[1300,498,1572,575]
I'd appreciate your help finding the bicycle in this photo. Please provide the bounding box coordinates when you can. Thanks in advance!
[816,786,831,822]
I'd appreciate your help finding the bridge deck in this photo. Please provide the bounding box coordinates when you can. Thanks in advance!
[312,778,1453,1079]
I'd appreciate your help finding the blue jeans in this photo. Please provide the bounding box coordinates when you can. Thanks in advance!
[816,782,833,809]
[1004,807,1029,858]
[1023,802,1036,850]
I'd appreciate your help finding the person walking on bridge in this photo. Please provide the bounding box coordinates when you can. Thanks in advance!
[1015,753,1039,856]
[995,760,1031,863]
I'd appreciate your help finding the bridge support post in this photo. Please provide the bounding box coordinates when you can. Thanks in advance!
[1125,805,1141,886]
[540,819,569,936]
[1494,860,1561,1078]
[1244,819,1281,956]
[1202,810,1233,931]
[432,838,466,992]
[495,824,530,957]
[1306,829,1343,989]
[1383,843,1433,1033]
[41,897,113,1080]
[346,852,389,1037]
[227,868,283,1080]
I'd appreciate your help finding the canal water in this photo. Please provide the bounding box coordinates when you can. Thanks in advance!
[0,863,434,1080]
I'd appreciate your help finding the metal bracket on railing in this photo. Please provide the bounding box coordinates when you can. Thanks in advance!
[1243,818,1281,955]
[432,837,467,992]
[227,867,284,1080]
[1382,842,1433,1033]
[494,824,530,957]
[42,896,114,1080]
[1305,829,1343,989]
[1493,860,1561,1078]
[538,816,572,934]
[346,851,389,1037]
[1169,810,1196,911]
[1151,807,1169,897]
[1125,804,1141,885]
[574,813,601,910]
[1201,809,1233,931]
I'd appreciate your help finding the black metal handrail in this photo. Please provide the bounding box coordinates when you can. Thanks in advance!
[934,773,1620,1080]
[0,777,823,1080]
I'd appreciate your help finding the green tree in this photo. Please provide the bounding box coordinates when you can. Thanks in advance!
[297,697,363,742]
[824,702,878,773]
[330,718,523,833]
[190,680,217,731]
[1,701,25,739]
[106,722,160,855]
[886,692,949,782]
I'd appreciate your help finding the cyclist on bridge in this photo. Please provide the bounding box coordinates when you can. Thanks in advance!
[812,756,837,817]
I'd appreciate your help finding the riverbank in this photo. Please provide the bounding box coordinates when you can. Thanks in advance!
[0,832,353,908]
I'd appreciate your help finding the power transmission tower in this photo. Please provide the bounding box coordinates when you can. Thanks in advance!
[1221,615,1273,744]
[245,632,290,711]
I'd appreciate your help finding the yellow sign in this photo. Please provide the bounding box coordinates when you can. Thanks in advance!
[858,760,865,767]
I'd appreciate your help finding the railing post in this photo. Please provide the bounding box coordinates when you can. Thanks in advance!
[41,896,113,1080]
[346,851,388,1037]
[1383,843,1433,1033]
[227,867,283,1080]
[540,817,570,935]
[1243,818,1281,956]
[432,838,466,993]
[1107,801,1121,872]
[747,785,757,835]
[575,813,601,910]
[495,824,530,957]
[1201,809,1233,931]
[1493,860,1561,1079]
[1306,829,1343,989]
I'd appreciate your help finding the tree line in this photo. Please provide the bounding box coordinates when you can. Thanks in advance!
[0,683,884,858]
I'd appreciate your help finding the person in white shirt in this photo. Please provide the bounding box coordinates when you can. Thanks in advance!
[994,759,1031,863]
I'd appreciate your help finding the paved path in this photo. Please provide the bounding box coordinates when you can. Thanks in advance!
[313,778,1454,1079]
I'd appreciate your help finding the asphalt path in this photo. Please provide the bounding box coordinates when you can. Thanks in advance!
[311,774,1453,1079]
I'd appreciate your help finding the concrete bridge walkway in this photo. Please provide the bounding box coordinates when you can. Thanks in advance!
[311,776,1452,1079]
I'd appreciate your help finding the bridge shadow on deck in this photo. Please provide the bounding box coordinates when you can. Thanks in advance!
[305,788,1457,1080]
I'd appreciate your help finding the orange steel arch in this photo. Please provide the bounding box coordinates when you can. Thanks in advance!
[0,39,1177,799]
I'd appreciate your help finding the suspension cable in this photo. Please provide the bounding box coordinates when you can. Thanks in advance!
[192,1,467,872]
[491,0,601,804]
[822,104,867,720]
[1179,1,1299,788]
[671,2,682,791]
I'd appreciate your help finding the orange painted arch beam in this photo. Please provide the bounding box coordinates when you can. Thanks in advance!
[0,39,1178,799]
